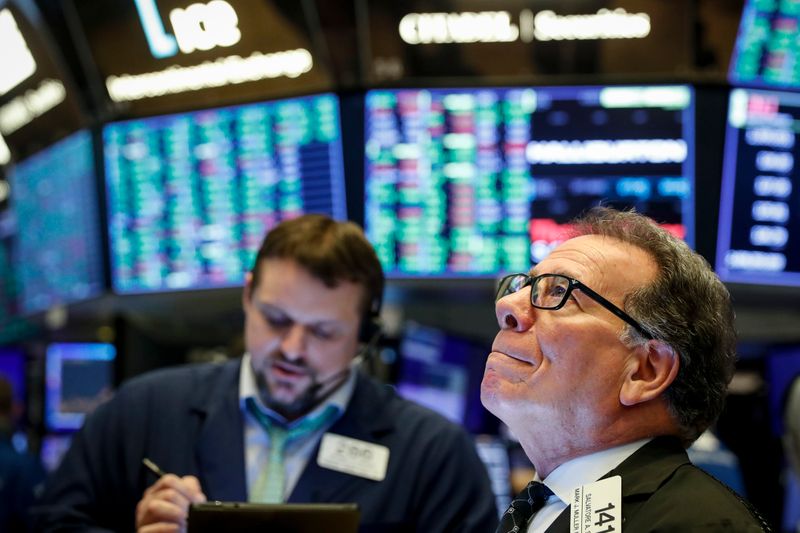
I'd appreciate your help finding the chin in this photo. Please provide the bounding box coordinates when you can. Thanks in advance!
[271,387,307,406]
[480,368,503,398]
[479,381,502,414]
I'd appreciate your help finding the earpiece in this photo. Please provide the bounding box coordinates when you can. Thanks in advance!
[357,295,383,346]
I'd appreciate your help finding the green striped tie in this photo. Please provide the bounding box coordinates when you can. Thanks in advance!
[245,397,339,503]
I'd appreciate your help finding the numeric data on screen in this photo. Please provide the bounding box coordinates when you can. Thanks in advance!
[9,131,104,314]
[365,86,694,277]
[104,94,346,293]
[730,0,800,90]
[366,89,533,276]
[717,88,800,285]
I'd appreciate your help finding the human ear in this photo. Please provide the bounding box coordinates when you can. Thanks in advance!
[242,271,254,310]
[619,340,680,406]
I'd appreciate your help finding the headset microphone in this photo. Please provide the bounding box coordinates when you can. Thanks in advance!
[303,290,384,407]
[308,331,382,393]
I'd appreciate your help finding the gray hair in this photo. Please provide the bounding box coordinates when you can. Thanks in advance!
[571,207,736,445]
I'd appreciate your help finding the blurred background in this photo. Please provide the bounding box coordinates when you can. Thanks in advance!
[1,0,800,529]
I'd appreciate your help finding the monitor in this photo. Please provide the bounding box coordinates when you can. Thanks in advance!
[45,342,116,432]
[716,88,800,286]
[395,322,495,434]
[365,85,694,277]
[473,435,512,518]
[0,209,19,326]
[7,130,105,314]
[103,93,347,293]
[765,345,800,438]
[0,346,25,407]
[729,0,800,90]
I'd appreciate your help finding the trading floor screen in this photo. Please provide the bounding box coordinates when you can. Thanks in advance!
[717,88,800,287]
[104,94,347,293]
[365,86,694,277]
[8,130,104,313]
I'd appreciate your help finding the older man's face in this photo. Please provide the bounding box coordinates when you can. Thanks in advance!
[481,235,658,439]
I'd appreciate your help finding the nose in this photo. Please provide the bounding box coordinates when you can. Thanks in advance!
[280,323,307,361]
[495,288,535,332]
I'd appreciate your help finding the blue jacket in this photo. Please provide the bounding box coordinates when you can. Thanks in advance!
[33,359,499,532]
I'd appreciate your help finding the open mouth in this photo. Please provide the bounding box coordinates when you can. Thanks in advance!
[271,361,311,381]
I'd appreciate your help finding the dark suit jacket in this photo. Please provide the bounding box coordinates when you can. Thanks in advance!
[32,359,498,532]
[544,437,769,532]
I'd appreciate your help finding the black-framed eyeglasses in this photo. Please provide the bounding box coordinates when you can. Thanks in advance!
[495,273,653,339]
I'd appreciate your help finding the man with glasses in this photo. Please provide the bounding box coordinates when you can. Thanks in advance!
[484,207,769,533]
[35,215,498,533]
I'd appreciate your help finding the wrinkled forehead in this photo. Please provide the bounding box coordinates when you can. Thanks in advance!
[533,235,658,295]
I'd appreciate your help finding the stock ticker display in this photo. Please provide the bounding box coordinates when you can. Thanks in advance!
[8,131,104,314]
[717,88,800,286]
[365,86,694,277]
[730,0,800,90]
[0,215,18,325]
[104,94,347,293]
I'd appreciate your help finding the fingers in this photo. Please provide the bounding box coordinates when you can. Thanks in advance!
[180,475,207,503]
[143,474,206,502]
[136,474,207,532]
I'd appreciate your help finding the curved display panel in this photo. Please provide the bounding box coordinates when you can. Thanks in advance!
[8,130,104,314]
[730,0,800,90]
[717,88,800,286]
[104,93,347,293]
[365,85,695,277]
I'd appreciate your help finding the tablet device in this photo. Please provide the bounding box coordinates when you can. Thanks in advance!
[187,502,360,533]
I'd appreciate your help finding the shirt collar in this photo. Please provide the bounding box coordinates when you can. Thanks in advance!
[538,438,651,505]
[238,352,355,428]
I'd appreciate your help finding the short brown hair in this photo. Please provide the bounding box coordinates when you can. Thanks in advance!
[250,215,384,317]
[572,207,736,445]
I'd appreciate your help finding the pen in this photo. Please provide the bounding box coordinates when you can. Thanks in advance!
[142,457,167,478]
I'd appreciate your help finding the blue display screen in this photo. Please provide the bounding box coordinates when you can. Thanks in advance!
[396,322,496,435]
[365,85,695,277]
[0,210,19,326]
[45,343,116,432]
[8,131,105,314]
[103,93,347,293]
[716,88,800,286]
[0,347,25,407]
[729,0,800,90]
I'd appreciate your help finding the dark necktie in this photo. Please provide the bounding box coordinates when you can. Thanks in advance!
[496,480,554,533]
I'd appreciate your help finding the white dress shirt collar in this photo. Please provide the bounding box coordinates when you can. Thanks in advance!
[526,438,651,533]
[540,438,651,505]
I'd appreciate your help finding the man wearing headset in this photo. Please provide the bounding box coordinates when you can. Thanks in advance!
[35,215,498,533]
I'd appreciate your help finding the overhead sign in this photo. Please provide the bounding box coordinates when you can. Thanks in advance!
[398,8,651,45]
[68,0,332,116]
[0,134,10,166]
[0,9,37,97]
[135,0,241,58]
[362,0,692,83]
[0,1,86,163]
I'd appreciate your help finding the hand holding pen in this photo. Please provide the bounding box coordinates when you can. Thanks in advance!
[136,458,207,533]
